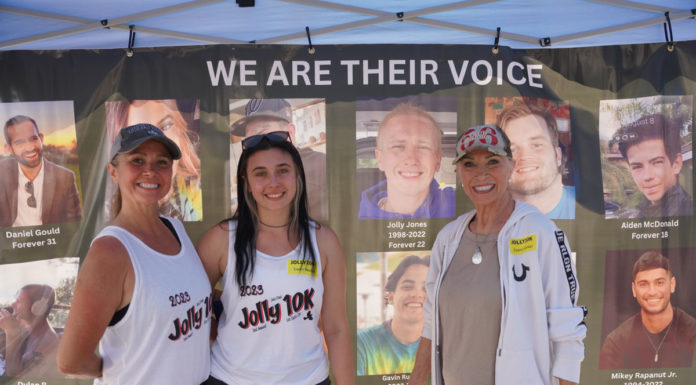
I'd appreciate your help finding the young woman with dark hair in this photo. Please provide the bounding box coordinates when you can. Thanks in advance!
[198,131,354,385]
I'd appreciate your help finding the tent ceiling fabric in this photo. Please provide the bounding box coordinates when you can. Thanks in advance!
[0,0,694,51]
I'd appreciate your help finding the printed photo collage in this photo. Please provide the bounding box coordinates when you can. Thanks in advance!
[0,94,693,379]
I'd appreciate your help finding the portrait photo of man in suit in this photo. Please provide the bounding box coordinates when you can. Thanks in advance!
[0,115,82,227]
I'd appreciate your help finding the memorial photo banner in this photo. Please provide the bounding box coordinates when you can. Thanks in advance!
[0,41,695,384]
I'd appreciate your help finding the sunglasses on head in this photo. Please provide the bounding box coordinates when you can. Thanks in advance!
[241,131,291,150]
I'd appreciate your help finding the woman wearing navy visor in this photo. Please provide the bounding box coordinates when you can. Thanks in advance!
[58,123,212,384]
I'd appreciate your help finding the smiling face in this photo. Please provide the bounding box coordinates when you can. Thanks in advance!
[503,114,561,196]
[625,138,682,204]
[244,147,298,215]
[108,140,174,207]
[456,148,513,208]
[376,114,442,201]
[388,264,428,325]
[632,267,675,317]
[5,120,44,169]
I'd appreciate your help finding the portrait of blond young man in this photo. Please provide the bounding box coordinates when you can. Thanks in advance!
[358,103,455,220]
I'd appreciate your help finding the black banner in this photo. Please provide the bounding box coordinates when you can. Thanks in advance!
[0,41,695,385]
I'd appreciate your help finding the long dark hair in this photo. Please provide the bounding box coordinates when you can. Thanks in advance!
[233,138,315,290]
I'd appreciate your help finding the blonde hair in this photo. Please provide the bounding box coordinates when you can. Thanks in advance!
[377,103,442,153]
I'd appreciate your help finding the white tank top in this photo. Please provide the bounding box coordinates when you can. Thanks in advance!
[210,221,328,385]
[93,217,212,385]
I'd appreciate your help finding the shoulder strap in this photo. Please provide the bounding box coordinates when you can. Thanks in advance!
[160,217,181,246]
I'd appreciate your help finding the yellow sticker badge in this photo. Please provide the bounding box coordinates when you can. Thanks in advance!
[287,259,318,277]
[509,235,537,255]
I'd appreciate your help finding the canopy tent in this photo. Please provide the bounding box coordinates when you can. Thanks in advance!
[3,2,696,385]
[1,0,695,51]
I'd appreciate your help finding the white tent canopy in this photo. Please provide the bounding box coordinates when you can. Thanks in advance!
[1,0,695,51]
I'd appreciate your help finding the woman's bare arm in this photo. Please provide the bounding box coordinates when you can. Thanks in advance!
[57,237,132,378]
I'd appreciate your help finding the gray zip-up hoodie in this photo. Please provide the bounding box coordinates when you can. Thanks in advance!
[422,201,586,385]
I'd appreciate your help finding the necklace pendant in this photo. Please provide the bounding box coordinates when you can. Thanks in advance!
[472,247,482,264]
[654,353,658,363]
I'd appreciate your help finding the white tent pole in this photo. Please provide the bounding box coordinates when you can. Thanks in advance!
[257,14,397,44]
[278,0,500,17]
[264,0,526,44]
[112,25,248,45]
[0,5,91,23]
[0,0,225,49]
[2,0,692,50]
[399,0,502,17]
[589,0,684,14]
[409,17,539,45]
[100,0,226,26]
[276,0,386,16]
[0,25,247,50]
[551,9,694,45]
[263,0,696,46]
[260,16,537,46]
[0,21,108,50]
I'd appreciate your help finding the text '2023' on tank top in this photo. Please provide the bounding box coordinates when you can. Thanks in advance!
[93,217,212,385]
[210,220,329,385]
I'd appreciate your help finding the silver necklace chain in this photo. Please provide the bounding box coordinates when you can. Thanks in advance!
[641,317,674,363]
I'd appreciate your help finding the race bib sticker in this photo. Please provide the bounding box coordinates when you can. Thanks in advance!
[287,259,318,277]
[509,235,537,255]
